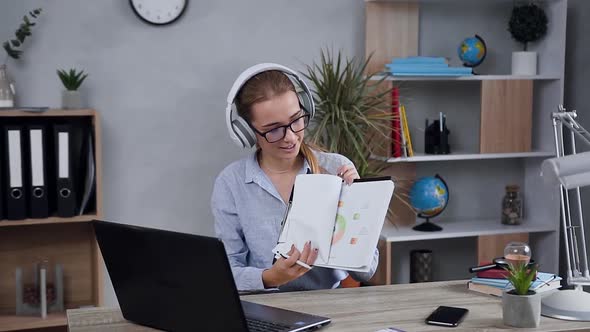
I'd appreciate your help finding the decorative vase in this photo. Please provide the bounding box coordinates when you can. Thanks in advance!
[502,290,541,328]
[511,51,537,75]
[410,249,433,283]
[61,90,82,109]
[0,64,15,107]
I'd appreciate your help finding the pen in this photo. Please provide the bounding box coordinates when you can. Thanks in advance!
[279,253,313,270]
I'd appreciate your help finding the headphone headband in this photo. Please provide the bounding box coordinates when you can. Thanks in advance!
[225,63,315,148]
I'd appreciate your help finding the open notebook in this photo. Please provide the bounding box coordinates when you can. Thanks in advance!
[272,174,394,272]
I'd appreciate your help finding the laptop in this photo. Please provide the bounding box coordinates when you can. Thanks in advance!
[93,220,331,332]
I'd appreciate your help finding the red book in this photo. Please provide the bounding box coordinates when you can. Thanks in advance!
[391,87,401,157]
[476,267,509,279]
[475,262,537,279]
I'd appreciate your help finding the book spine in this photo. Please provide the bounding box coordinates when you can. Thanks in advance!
[392,56,447,65]
[400,105,413,157]
[391,87,401,158]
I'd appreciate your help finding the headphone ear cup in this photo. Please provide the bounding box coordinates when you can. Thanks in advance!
[297,90,314,118]
[232,116,257,148]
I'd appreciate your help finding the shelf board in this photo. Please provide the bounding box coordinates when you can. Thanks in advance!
[0,215,99,227]
[381,219,557,243]
[371,74,561,81]
[379,151,554,163]
[0,109,96,117]
[0,313,67,331]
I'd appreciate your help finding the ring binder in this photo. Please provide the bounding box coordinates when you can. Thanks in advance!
[27,126,49,218]
[54,125,77,217]
[4,126,27,220]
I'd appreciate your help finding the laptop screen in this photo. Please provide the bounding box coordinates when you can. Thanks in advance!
[93,220,249,332]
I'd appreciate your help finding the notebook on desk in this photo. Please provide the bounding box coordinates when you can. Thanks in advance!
[93,220,330,332]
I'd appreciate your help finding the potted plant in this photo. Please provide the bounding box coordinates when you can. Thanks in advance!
[302,49,411,220]
[57,68,88,109]
[1,8,42,107]
[508,2,548,75]
[303,49,397,176]
[502,261,541,327]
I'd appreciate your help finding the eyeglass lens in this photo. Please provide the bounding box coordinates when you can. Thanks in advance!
[265,115,309,143]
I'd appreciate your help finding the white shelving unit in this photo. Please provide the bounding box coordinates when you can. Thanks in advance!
[371,74,561,81]
[365,0,566,285]
[381,220,557,243]
[382,151,554,163]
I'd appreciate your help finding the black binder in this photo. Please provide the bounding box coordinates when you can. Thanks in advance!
[4,126,27,220]
[0,128,3,220]
[26,126,49,218]
[54,124,77,217]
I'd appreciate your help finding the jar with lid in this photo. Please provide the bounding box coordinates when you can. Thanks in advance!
[502,185,522,225]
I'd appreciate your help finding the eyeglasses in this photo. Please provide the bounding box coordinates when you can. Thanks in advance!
[251,114,310,143]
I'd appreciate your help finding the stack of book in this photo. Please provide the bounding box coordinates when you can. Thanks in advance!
[385,56,473,77]
[468,271,562,297]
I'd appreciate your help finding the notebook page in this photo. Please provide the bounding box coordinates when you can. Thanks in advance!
[273,174,342,265]
[325,180,394,268]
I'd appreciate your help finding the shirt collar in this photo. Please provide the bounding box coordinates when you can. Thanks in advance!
[244,150,311,184]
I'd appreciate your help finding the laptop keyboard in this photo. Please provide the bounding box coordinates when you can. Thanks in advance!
[246,317,291,332]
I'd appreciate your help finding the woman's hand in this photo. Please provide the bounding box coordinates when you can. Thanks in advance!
[262,241,318,288]
[337,164,360,185]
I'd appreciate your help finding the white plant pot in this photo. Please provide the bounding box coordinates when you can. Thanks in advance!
[512,51,537,76]
[502,290,541,328]
[61,90,82,109]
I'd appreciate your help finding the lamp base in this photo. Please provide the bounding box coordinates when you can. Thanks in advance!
[541,287,590,321]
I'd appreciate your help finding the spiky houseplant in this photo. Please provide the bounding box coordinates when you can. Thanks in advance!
[57,69,88,91]
[505,262,538,295]
[302,49,396,177]
[3,8,42,64]
[302,49,412,223]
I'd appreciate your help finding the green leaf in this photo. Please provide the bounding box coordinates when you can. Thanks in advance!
[57,68,89,91]
[3,41,21,59]
[10,39,21,47]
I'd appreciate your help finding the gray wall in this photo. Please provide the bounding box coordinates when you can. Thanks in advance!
[2,0,589,307]
[564,0,590,286]
[0,0,364,306]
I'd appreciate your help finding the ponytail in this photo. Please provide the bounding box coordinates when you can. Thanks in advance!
[300,141,323,174]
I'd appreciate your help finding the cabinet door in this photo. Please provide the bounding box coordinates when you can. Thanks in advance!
[477,233,530,263]
[480,80,533,153]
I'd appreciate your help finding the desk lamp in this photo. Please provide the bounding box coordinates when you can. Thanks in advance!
[540,105,590,321]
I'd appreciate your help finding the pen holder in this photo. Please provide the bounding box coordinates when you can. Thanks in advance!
[424,120,450,154]
[410,249,433,283]
[16,260,64,317]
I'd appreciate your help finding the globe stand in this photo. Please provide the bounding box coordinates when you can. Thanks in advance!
[413,218,443,232]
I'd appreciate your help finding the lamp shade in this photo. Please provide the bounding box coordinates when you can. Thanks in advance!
[541,151,590,189]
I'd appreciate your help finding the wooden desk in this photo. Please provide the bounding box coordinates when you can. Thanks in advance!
[66,281,590,331]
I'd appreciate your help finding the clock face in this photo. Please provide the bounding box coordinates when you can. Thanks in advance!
[130,0,187,25]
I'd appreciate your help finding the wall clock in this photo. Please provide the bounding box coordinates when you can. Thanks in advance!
[130,0,188,26]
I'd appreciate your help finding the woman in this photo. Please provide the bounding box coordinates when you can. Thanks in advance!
[211,64,378,292]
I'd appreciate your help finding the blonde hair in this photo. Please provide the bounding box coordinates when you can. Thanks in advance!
[236,70,320,174]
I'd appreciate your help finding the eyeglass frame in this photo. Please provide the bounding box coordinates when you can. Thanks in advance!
[249,113,310,143]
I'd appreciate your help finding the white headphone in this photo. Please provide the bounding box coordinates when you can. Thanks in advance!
[225,63,315,148]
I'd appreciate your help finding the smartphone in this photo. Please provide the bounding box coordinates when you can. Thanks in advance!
[425,306,468,327]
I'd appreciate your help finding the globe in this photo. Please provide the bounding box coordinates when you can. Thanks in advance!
[458,34,487,68]
[410,174,449,231]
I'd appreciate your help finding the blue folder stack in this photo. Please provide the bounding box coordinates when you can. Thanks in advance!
[385,56,473,77]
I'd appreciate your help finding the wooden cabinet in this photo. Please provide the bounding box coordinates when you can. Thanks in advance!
[0,109,103,332]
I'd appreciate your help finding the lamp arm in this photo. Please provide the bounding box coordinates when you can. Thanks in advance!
[551,105,590,287]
